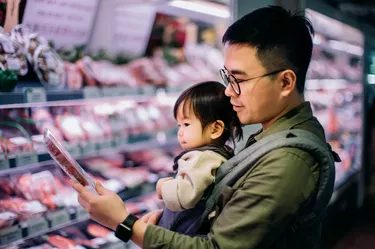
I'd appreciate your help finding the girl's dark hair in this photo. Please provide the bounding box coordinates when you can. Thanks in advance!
[173,81,243,145]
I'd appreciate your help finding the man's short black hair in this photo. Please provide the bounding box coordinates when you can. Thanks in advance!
[223,5,314,93]
[173,81,243,145]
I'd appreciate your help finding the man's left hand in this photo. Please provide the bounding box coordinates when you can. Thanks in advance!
[72,181,128,230]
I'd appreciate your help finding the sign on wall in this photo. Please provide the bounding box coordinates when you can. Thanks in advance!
[22,0,99,48]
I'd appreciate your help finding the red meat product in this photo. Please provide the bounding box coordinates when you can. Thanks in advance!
[45,138,89,187]
[16,171,59,209]
[87,224,111,238]
[3,137,33,154]
[79,110,105,140]
[129,58,167,86]
[0,198,47,220]
[47,235,77,249]
[149,156,174,173]
[76,57,98,86]
[103,167,149,188]
[44,130,96,191]
[0,177,15,195]
[65,61,83,90]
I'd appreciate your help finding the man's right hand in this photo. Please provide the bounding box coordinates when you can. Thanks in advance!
[140,209,163,225]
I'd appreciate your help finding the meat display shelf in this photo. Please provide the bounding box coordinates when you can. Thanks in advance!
[0,207,128,249]
[0,131,179,176]
[0,82,184,109]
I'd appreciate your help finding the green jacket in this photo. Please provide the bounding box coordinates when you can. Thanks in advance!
[144,102,327,249]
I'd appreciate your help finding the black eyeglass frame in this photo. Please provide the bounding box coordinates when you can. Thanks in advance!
[220,68,287,95]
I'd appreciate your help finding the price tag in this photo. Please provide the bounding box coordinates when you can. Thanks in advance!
[128,133,151,144]
[64,143,81,157]
[83,86,102,99]
[16,152,38,167]
[99,138,113,150]
[0,225,22,246]
[142,85,156,95]
[26,217,48,236]
[23,87,47,103]
[75,206,89,218]
[120,86,140,96]
[81,142,97,155]
[0,154,10,170]
[47,209,70,227]
[101,87,120,97]
[114,136,128,147]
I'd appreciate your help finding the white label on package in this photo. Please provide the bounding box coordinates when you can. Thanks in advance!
[6,58,21,71]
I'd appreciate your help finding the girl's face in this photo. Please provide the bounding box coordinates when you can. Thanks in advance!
[176,101,214,150]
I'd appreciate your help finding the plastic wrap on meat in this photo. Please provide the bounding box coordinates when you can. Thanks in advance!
[33,45,66,90]
[134,106,156,132]
[76,57,98,86]
[149,156,174,174]
[0,32,28,76]
[65,62,83,90]
[0,211,17,229]
[0,198,47,220]
[15,171,60,209]
[46,235,78,249]
[129,58,167,86]
[55,114,87,142]
[87,223,111,238]
[10,25,33,49]
[0,177,15,195]
[32,108,64,142]
[1,136,33,155]
[25,33,49,62]
[79,110,105,140]
[146,105,169,130]
[102,167,150,188]
[44,129,96,191]
[77,57,137,87]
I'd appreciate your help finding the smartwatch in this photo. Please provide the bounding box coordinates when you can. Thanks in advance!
[114,214,139,242]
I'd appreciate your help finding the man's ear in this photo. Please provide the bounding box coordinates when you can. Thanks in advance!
[280,70,297,97]
[210,120,225,140]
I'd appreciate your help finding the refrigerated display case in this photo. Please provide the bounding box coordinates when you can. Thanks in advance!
[305,9,365,193]
[0,1,231,248]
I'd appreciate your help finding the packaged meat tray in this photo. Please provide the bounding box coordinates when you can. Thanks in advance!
[0,211,17,229]
[0,198,47,220]
[43,129,96,193]
[0,31,28,76]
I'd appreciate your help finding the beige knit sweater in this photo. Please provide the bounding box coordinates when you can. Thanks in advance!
[161,150,228,211]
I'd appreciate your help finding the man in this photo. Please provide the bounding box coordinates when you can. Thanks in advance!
[73,5,334,249]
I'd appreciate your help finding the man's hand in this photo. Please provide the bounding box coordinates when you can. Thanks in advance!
[156,177,174,199]
[72,181,128,230]
[140,209,163,224]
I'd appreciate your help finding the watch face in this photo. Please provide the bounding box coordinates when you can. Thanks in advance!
[115,214,139,243]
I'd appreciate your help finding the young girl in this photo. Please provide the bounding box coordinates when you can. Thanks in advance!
[156,81,243,235]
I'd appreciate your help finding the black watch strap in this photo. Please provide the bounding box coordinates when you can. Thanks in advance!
[115,214,139,243]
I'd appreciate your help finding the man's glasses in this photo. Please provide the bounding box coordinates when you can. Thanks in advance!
[220,68,286,95]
